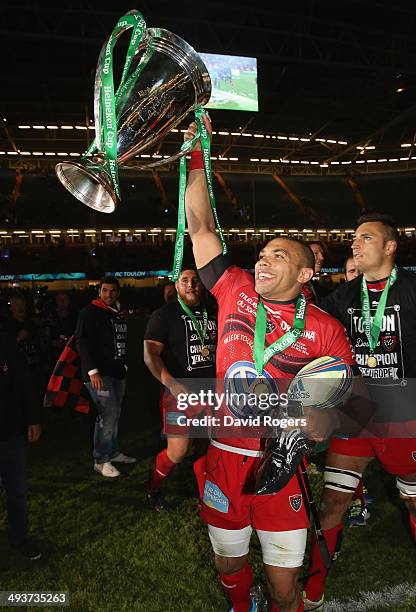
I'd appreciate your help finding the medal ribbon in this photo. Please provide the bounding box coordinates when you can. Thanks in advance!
[254,293,307,376]
[177,297,209,350]
[361,265,397,356]
[83,10,147,201]
[172,107,228,281]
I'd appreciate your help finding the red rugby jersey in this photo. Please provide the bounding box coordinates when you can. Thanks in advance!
[209,265,355,450]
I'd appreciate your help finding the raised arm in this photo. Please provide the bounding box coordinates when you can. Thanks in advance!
[184,119,222,269]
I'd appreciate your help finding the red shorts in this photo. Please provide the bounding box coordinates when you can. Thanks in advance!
[193,445,310,531]
[329,437,416,475]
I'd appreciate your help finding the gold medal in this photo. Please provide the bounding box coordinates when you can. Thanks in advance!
[254,382,269,396]
[201,347,210,358]
[367,355,377,368]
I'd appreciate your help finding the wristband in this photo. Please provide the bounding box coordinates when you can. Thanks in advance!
[190,150,204,170]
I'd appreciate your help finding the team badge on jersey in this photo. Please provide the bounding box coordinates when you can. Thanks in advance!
[412,451,416,462]
[224,361,280,419]
[382,335,397,352]
[289,494,302,512]
[266,320,276,334]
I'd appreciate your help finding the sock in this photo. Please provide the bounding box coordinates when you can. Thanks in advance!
[409,512,416,542]
[352,480,365,508]
[304,523,343,602]
[219,563,253,612]
[149,449,176,491]
[270,600,304,611]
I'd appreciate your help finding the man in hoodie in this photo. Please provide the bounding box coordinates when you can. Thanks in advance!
[76,277,135,477]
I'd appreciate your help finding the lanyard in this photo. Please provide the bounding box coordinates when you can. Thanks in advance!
[177,298,209,350]
[361,266,397,358]
[253,293,307,375]
[172,107,227,281]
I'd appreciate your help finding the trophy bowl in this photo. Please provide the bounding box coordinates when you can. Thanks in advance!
[55,26,211,213]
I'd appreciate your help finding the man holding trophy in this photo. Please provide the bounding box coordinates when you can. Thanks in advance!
[183,116,360,612]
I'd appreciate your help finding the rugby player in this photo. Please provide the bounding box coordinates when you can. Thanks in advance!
[184,117,360,612]
[144,268,217,511]
[304,214,416,610]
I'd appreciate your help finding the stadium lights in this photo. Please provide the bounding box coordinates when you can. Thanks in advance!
[33,125,45,129]
[46,125,59,129]
[401,143,412,148]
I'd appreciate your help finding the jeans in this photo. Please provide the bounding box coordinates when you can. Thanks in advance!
[0,435,28,546]
[85,376,126,463]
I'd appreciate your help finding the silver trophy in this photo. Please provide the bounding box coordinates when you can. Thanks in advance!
[55,18,211,213]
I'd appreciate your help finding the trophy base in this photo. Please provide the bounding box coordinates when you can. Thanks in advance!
[55,160,117,213]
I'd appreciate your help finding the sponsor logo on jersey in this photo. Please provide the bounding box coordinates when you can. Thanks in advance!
[224,361,280,418]
[289,494,302,512]
[203,480,229,513]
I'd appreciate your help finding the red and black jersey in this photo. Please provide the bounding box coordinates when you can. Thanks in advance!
[199,255,355,450]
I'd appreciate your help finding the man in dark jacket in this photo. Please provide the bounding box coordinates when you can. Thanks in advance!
[0,331,42,560]
[75,277,135,478]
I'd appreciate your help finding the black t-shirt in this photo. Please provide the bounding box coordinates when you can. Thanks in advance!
[144,299,217,379]
[322,268,416,424]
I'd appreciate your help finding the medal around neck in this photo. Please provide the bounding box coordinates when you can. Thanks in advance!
[361,266,397,370]
[55,9,211,213]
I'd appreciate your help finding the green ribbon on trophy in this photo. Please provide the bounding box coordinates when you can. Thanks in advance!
[360,265,397,368]
[253,293,307,376]
[82,10,153,202]
[171,107,228,281]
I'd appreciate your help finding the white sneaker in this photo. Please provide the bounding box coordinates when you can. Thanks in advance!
[94,462,120,477]
[112,453,136,464]
[303,592,324,611]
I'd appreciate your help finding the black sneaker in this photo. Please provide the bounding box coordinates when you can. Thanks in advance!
[13,539,41,561]
[147,488,168,513]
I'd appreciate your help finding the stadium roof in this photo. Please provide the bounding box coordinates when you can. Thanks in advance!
[2,1,416,171]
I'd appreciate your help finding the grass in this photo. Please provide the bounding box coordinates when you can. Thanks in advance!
[1,369,416,611]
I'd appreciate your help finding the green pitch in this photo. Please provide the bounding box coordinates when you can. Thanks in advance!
[207,72,258,112]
